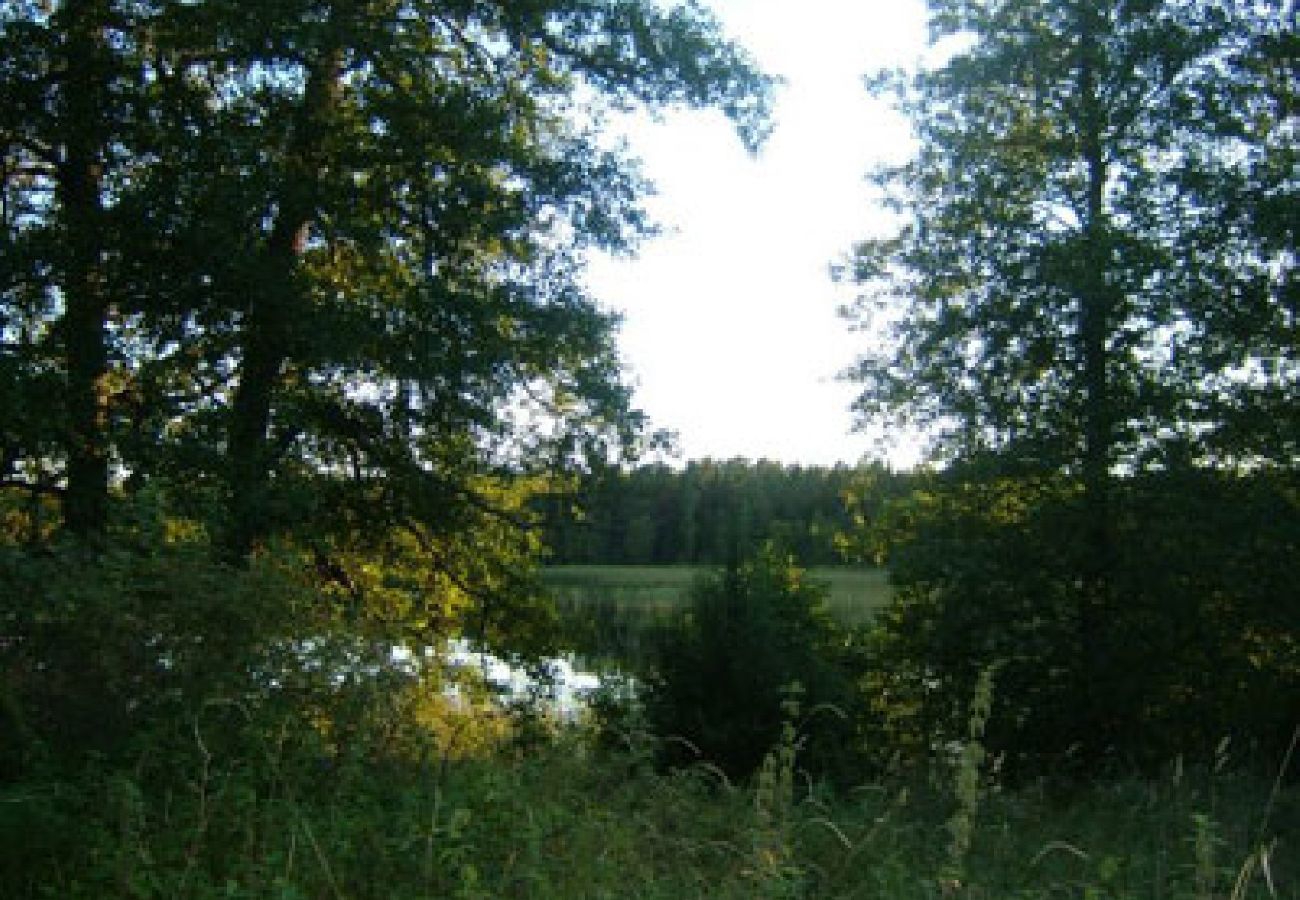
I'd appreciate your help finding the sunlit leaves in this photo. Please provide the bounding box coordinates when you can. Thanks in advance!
[2,2,775,549]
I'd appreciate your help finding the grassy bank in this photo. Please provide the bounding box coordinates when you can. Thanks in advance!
[4,725,1293,899]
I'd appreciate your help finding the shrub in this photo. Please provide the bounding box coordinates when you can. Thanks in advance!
[857,467,1300,778]
[643,545,865,782]
[0,534,327,781]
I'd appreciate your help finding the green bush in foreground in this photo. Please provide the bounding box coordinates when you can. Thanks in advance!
[641,546,867,782]
[3,518,1293,897]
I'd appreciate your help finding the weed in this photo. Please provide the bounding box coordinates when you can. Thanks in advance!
[942,663,999,892]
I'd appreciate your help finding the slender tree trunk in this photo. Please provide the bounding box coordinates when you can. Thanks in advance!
[58,0,112,540]
[1075,1,1117,758]
[224,49,342,559]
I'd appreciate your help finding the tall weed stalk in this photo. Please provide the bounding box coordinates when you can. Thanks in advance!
[942,664,998,894]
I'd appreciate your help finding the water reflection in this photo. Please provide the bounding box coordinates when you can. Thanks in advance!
[439,638,605,723]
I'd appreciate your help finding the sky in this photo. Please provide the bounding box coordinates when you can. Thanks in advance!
[585,0,930,468]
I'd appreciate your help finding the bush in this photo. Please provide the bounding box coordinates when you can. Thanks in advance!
[643,545,865,782]
[0,534,327,781]
[857,467,1300,778]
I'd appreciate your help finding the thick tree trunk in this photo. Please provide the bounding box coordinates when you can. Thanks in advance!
[223,49,342,559]
[58,0,112,540]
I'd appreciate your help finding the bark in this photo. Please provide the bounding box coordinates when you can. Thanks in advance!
[58,0,112,540]
[1074,1,1117,757]
[224,47,343,559]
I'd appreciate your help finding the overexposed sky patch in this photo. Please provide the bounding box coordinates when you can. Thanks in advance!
[586,0,929,468]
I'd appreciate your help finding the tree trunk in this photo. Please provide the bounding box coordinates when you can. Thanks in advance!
[223,48,342,559]
[58,0,112,541]
[1075,1,1117,759]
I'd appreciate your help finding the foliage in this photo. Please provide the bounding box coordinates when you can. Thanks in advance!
[1,529,315,781]
[1,716,1295,898]
[840,0,1297,772]
[642,546,866,782]
[0,485,568,790]
[1,1,1295,894]
[1,0,775,554]
[943,663,998,888]
[0,3,778,874]
[0,497,1294,898]
[855,467,1300,777]
[844,0,1296,471]
[538,458,907,566]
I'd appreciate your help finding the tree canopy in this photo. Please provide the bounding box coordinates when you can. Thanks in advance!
[842,0,1298,770]
[845,0,1296,474]
[1,0,775,556]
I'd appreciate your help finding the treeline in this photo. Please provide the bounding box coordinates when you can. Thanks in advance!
[537,459,910,566]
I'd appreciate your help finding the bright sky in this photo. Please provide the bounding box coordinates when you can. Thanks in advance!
[586,0,929,468]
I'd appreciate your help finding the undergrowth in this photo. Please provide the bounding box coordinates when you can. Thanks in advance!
[1,709,1294,899]
[2,538,1294,897]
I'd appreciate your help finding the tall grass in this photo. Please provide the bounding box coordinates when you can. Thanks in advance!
[4,709,1294,899]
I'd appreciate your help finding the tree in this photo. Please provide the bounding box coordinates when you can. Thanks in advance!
[848,0,1294,474]
[2,1,775,556]
[844,0,1296,764]
[2,1,136,537]
[179,0,774,559]
[645,545,864,780]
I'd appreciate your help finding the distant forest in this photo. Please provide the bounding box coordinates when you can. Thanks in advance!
[536,459,909,566]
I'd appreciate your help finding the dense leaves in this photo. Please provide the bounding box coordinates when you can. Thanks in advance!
[0,0,775,557]
[0,2,776,771]
[643,546,866,781]
[0,9,1295,896]
[539,459,905,566]
[0,0,777,799]
[843,0,1298,773]
[846,0,1296,471]
[857,467,1299,777]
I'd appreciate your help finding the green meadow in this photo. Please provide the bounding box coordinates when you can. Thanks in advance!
[542,565,892,667]
[543,564,892,625]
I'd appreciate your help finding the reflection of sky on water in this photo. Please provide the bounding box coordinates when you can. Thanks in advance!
[439,638,605,724]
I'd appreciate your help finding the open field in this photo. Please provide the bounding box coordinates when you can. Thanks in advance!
[543,565,890,667]
[542,564,892,625]
[543,565,892,666]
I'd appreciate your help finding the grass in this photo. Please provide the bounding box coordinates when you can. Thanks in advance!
[543,564,892,669]
[543,564,892,626]
[7,553,1293,898]
[5,722,1294,899]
